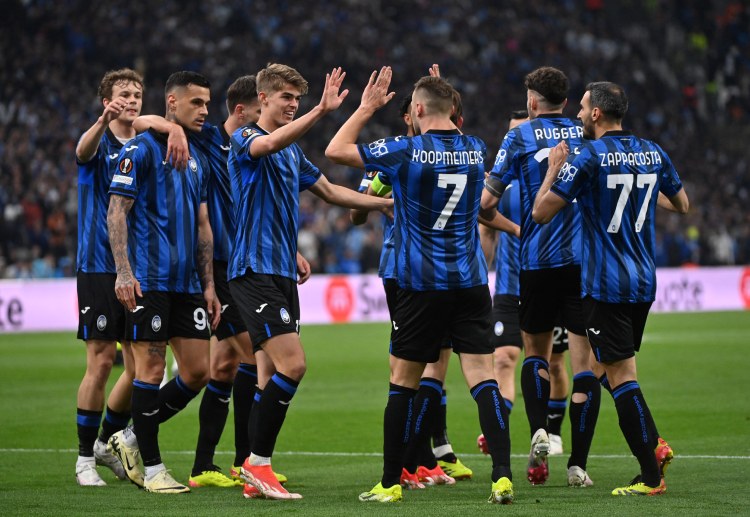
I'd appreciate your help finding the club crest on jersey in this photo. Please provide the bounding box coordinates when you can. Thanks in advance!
[97,315,107,331]
[280,308,291,324]
[151,315,162,332]
[494,321,504,336]
[188,157,198,172]
[118,158,133,174]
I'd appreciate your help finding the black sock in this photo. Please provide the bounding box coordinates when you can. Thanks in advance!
[381,383,417,488]
[98,406,131,443]
[251,373,298,458]
[546,398,567,436]
[598,373,612,394]
[613,381,660,487]
[158,375,200,423]
[603,373,659,442]
[192,379,232,475]
[131,380,162,467]
[246,389,262,458]
[431,389,458,463]
[471,379,512,481]
[404,378,442,472]
[521,356,550,436]
[76,409,102,457]
[233,363,257,466]
[567,372,600,470]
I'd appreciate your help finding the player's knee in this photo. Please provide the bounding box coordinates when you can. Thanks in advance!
[210,357,238,382]
[282,362,306,382]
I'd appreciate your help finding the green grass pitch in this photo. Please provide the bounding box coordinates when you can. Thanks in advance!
[1,311,748,516]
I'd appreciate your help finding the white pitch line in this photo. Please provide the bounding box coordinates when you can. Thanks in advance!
[1,448,748,460]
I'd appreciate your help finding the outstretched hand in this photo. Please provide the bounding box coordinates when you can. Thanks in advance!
[360,66,396,112]
[319,67,350,113]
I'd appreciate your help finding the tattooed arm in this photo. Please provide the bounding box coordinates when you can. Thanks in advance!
[107,194,140,311]
[197,203,220,330]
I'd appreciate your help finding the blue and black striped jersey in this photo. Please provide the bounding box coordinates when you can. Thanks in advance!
[488,115,583,271]
[357,170,395,280]
[494,179,521,297]
[551,130,683,303]
[228,123,321,282]
[76,127,126,274]
[359,129,488,291]
[109,129,209,293]
[191,122,234,263]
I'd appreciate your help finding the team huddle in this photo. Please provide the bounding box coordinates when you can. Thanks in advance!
[73,62,688,504]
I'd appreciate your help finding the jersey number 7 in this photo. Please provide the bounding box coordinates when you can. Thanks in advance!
[433,174,467,230]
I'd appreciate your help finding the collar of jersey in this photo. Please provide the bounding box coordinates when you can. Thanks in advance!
[424,129,461,135]
[601,130,632,137]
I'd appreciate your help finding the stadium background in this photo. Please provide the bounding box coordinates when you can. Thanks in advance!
[1,0,749,280]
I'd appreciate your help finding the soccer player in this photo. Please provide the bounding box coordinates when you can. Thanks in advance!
[352,91,471,487]
[74,68,144,486]
[327,67,514,505]
[532,81,688,495]
[228,64,392,500]
[480,66,600,487]
[135,75,307,489]
[478,109,570,456]
[107,71,220,494]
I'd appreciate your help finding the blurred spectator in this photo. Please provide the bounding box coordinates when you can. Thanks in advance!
[1,0,748,278]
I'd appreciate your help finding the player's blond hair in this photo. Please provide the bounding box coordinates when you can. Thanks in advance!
[256,63,308,96]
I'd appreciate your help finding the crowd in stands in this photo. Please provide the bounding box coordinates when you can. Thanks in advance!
[1,0,749,278]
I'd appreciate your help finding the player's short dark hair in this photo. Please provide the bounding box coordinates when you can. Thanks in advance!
[226,75,258,112]
[97,68,144,100]
[257,63,308,96]
[586,81,628,121]
[511,109,529,120]
[524,67,568,106]
[398,95,412,118]
[165,71,211,95]
[451,89,463,125]
[413,76,454,115]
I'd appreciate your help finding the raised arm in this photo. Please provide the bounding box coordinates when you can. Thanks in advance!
[196,203,220,330]
[308,175,393,216]
[326,66,396,168]
[107,194,140,311]
[76,97,129,162]
[133,115,189,171]
[250,68,349,158]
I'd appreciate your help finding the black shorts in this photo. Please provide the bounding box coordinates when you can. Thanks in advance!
[124,291,211,342]
[213,260,248,341]
[519,265,585,335]
[552,326,569,354]
[384,278,452,349]
[229,269,300,351]
[390,285,492,363]
[582,296,652,363]
[490,294,521,348]
[77,272,126,341]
